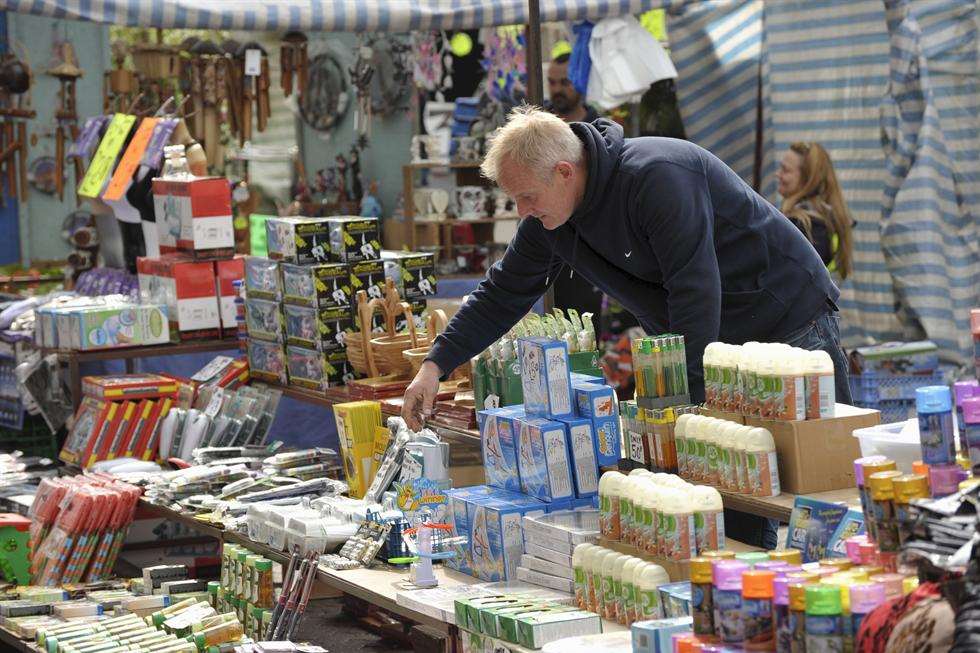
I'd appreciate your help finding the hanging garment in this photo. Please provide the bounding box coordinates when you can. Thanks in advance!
[587,15,677,110]
[568,21,593,96]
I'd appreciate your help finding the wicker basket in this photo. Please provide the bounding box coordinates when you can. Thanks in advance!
[346,290,384,378]
[403,310,449,375]
[371,301,421,376]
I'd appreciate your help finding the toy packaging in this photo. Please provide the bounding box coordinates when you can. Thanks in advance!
[478,407,522,493]
[70,304,170,350]
[244,297,283,342]
[348,260,386,307]
[515,417,574,502]
[556,417,599,498]
[246,339,287,385]
[632,617,694,653]
[215,256,245,333]
[785,496,850,563]
[265,216,332,264]
[243,256,281,301]
[59,397,108,465]
[152,176,234,257]
[469,495,546,582]
[280,262,351,309]
[333,401,382,498]
[827,508,866,559]
[590,415,622,468]
[287,346,354,391]
[381,250,437,301]
[283,304,352,352]
[850,340,939,375]
[137,254,221,341]
[573,382,616,418]
[81,373,178,401]
[327,217,381,263]
[518,338,574,420]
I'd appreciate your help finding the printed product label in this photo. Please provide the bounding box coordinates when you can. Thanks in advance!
[640,507,655,554]
[918,412,956,465]
[747,450,781,497]
[806,373,835,420]
[719,447,732,489]
[706,442,720,480]
[628,430,645,465]
[592,571,604,612]
[686,437,700,478]
[778,374,805,421]
[966,423,980,467]
[621,581,635,624]
[691,582,714,637]
[851,613,867,644]
[696,440,707,476]
[804,614,843,652]
[542,428,573,498]
[545,347,571,415]
[676,435,688,475]
[776,605,792,653]
[620,497,633,544]
[714,589,743,644]
[636,588,663,620]
[694,508,725,552]
[790,611,807,653]
[661,511,695,560]
[602,574,618,620]
[632,502,645,547]
[574,567,587,609]
[743,597,774,647]
[600,494,613,538]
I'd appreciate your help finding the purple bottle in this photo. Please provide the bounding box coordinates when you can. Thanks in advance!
[850,583,887,642]
[712,560,749,646]
[773,576,792,653]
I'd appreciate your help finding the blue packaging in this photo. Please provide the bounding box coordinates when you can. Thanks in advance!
[518,337,574,419]
[467,493,546,581]
[446,489,473,575]
[785,497,849,563]
[827,509,866,558]
[916,386,955,465]
[590,415,622,467]
[515,417,574,502]
[570,372,604,384]
[478,407,521,492]
[573,382,617,418]
[658,582,692,618]
[630,617,693,653]
[556,417,599,498]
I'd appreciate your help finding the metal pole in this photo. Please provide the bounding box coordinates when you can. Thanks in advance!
[525,0,553,312]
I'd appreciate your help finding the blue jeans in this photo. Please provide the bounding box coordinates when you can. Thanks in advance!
[724,309,851,548]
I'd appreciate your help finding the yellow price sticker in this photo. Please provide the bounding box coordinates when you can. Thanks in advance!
[77,113,137,199]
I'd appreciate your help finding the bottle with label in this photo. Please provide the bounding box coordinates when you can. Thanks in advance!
[601,552,626,621]
[690,557,717,642]
[582,545,602,611]
[572,543,596,609]
[717,421,739,491]
[610,554,631,621]
[703,342,721,408]
[853,455,887,542]
[658,488,696,561]
[598,471,626,540]
[733,425,753,494]
[820,574,858,651]
[849,583,885,643]
[787,582,809,653]
[692,485,726,554]
[757,355,779,420]
[803,350,835,420]
[916,386,956,465]
[805,585,843,652]
[773,577,791,653]
[962,397,980,467]
[639,488,660,556]
[742,570,776,651]
[634,562,670,621]
[776,351,807,421]
[867,470,903,552]
[675,413,694,477]
[619,556,643,625]
[953,380,979,434]
[684,416,703,482]
[712,560,748,646]
[703,418,723,486]
[591,548,616,615]
[621,476,644,546]
[892,473,929,544]
[744,427,781,497]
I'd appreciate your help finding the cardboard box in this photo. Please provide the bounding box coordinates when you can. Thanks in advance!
[70,304,170,350]
[516,608,600,648]
[467,494,547,582]
[326,217,381,263]
[518,338,574,419]
[81,374,178,402]
[631,617,694,653]
[286,346,354,390]
[381,250,437,300]
[246,339,287,385]
[215,256,245,333]
[744,403,880,494]
[280,262,350,309]
[265,216,332,264]
[515,417,574,502]
[519,554,572,580]
[152,177,234,256]
[283,304,353,352]
[138,255,221,341]
[244,297,283,342]
[243,256,281,301]
[477,407,522,493]
[59,397,107,465]
[573,382,616,418]
[590,415,622,468]
[556,418,599,498]
[348,260,386,308]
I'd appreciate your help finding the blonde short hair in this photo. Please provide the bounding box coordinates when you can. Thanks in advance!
[480,105,583,183]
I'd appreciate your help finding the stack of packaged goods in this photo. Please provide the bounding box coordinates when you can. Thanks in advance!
[215,545,277,641]
[845,341,944,423]
[454,592,602,651]
[620,403,699,475]
[632,335,690,407]
[33,295,170,351]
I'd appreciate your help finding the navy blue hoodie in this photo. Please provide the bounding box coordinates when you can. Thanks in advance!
[427,119,839,402]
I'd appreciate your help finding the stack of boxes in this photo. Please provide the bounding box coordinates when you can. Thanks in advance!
[453,337,622,585]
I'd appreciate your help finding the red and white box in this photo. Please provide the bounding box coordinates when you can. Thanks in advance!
[152,177,234,256]
[137,254,221,341]
[214,256,245,335]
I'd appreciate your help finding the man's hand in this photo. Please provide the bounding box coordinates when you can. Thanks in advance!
[402,360,442,431]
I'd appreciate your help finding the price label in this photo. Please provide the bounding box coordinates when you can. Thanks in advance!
[244,49,262,76]
[628,432,645,465]
[102,117,159,201]
[77,113,136,198]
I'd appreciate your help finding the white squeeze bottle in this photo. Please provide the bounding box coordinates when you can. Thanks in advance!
[619,556,644,625]
[703,418,723,487]
[634,562,671,621]
[718,421,741,491]
[619,477,639,546]
[775,350,806,421]
[598,471,626,540]
[702,342,720,408]
[744,427,781,497]
[591,548,616,614]
[720,345,738,411]
[733,425,753,494]
[609,553,632,622]
[756,354,778,420]
[674,413,693,477]
[804,350,836,420]
[601,551,626,621]
[692,485,726,554]
[685,416,705,481]
[638,489,659,555]
[658,488,697,560]
[572,543,596,609]
[629,478,651,548]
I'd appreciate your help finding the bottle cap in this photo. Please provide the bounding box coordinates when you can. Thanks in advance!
[842,569,870,583]
[819,558,853,571]
[849,583,886,614]
[774,576,790,606]
[868,471,902,500]
[752,561,786,574]
[929,464,962,497]
[903,576,919,595]
[953,380,979,407]
[845,535,869,563]
[805,585,842,615]
[701,550,737,561]
[916,386,952,414]
[789,583,809,612]
[767,549,803,565]
[854,565,884,577]
[735,552,771,567]
[912,460,929,476]
[892,474,929,504]
[861,459,897,484]
[712,560,749,591]
[208,581,219,594]
[771,564,802,575]
[869,573,904,600]
[957,454,971,472]
[963,397,980,424]
[255,559,273,572]
[742,570,776,599]
[858,542,879,566]
[853,455,887,486]
[690,557,714,584]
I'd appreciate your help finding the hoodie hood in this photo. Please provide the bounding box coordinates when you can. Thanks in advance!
[569,118,625,223]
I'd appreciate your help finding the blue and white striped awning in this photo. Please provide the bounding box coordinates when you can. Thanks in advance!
[0,0,669,31]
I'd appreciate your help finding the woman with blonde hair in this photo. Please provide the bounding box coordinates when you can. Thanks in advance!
[777,142,854,279]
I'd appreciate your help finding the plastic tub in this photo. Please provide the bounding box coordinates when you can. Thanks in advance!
[852,420,920,474]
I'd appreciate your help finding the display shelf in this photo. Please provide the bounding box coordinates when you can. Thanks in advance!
[0,623,35,652]
[719,487,862,522]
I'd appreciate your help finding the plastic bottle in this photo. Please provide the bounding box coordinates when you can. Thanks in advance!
[962,397,980,468]
[639,487,659,556]
[929,463,963,498]
[659,488,696,560]
[703,418,723,486]
[773,577,791,653]
[733,425,753,494]
[690,557,717,642]
[581,545,601,611]
[853,455,887,543]
[767,549,803,565]
[756,355,779,420]
[713,560,748,645]
[776,351,807,421]
[620,477,642,546]
[953,380,979,436]
[675,413,694,477]
[742,570,776,651]
[892,473,929,544]
[744,427,781,497]
[867,470,903,552]
[916,386,956,465]
[572,543,596,609]
[591,548,616,614]
[849,583,886,641]
[820,574,858,651]
[634,562,671,621]
[692,485,726,554]
[619,556,643,625]
[804,585,843,652]
[736,551,772,569]
[719,345,736,412]
[869,573,904,601]
[787,582,809,653]
[599,471,627,540]
[703,343,721,409]
[684,416,704,482]
[602,552,626,621]
[803,350,836,420]
[715,421,738,491]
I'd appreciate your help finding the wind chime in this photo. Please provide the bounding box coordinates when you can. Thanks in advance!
[48,42,83,201]
[0,48,33,202]
[280,32,309,100]
[186,40,227,169]
[349,42,375,138]
[226,42,271,147]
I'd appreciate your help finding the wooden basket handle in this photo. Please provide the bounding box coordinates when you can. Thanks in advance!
[394,301,420,348]
[355,290,381,378]
[426,309,449,346]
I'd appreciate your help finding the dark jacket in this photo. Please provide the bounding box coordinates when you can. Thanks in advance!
[426,120,839,402]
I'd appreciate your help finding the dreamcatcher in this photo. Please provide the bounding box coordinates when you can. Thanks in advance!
[298,49,350,133]
[349,35,412,139]
[479,27,527,106]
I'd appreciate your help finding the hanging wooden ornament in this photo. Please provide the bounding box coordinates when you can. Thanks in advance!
[349,42,375,138]
[47,41,83,201]
[280,32,309,99]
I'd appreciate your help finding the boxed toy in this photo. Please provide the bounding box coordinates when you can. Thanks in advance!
[446,490,474,575]
[468,495,547,582]
[152,177,234,257]
[574,382,616,418]
[556,417,599,498]
[70,304,170,350]
[246,339,287,385]
[518,338,574,419]
[382,250,437,300]
[521,510,600,547]
[215,256,245,334]
[348,260,386,307]
[243,256,281,301]
[82,374,178,401]
[658,582,692,618]
[283,304,352,352]
[280,262,350,309]
[591,415,622,468]
[266,216,332,264]
[515,417,574,502]
[631,617,694,653]
[327,217,381,263]
[516,609,601,649]
[244,297,283,342]
[137,255,221,341]
[59,397,108,465]
[286,346,354,391]
[477,407,521,493]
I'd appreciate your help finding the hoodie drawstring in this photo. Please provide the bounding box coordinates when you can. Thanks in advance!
[569,229,580,279]
[544,227,581,288]
[544,233,559,287]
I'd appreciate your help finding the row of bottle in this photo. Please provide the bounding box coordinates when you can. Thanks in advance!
[675,414,781,497]
[703,342,836,421]
[598,470,724,560]
[572,544,672,625]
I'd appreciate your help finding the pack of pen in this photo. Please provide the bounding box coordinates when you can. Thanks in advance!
[262,448,337,473]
